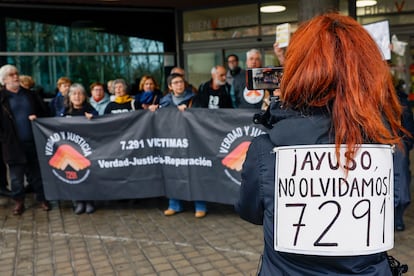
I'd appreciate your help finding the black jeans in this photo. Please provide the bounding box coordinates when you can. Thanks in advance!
[8,142,45,202]
[0,147,10,195]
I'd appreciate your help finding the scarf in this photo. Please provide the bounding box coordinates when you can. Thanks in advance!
[114,95,133,104]
[140,91,154,104]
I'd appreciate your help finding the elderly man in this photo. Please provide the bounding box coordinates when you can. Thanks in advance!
[194,65,233,109]
[0,64,50,215]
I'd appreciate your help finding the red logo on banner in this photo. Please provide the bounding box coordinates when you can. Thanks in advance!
[221,141,251,172]
[219,126,266,185]
[45,131,93,185]
[49,144,91,181]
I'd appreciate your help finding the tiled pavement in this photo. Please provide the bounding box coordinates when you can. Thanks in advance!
[0,187,413,276]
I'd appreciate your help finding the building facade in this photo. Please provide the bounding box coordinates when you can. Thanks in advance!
[0,0,413,95]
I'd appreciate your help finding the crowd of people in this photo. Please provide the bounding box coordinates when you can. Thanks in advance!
[0,44,284,217]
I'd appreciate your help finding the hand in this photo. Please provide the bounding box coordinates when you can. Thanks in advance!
[84,112,94,120]
[177,104,187,112]
[28,114,37,121]
[148,104,159,112]
[273,42,285,66]
[273,88,281,97]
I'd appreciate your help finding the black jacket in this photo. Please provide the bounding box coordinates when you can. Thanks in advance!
[194,80,233,108]
[0,87,48,163]
[237,101,392,275]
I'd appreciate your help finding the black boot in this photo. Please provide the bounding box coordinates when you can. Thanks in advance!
[85,201,95,214]
[74,201,85,215]
[13,198,25,215]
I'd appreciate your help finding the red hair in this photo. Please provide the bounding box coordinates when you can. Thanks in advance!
[281,13,404,158]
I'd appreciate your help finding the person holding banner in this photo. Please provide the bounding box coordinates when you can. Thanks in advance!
[135,75,163,110]
[157,73,207,218]
[158,73,195,111]
[61,83,98,214]
[89,82,110,115]
[61,83,98,119]
[104,79,139,114]
[237,13,408,275]
[0,64,51,215]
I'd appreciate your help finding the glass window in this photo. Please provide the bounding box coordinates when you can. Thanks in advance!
[2,19,166,96]
[186,51,222,88]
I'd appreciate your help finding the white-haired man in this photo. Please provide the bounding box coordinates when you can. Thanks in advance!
[194,65,233,109]
[0,64,50,215]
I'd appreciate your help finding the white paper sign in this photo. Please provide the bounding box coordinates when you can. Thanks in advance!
[391,34,408,56]
[363,20,391,60]
[275,23,290,48]
[274,144,394,256]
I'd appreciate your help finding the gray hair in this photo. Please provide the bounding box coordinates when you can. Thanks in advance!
[68,83,87,97]
[211,65,226,75]
[0,64,18,85]
[246,48,262,61]
[112,78,128,91]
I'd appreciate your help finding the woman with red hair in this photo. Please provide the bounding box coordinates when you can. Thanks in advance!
[237,13,407,275]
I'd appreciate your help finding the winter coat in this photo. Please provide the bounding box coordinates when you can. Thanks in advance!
[90,93,111,115]
[0,87,48,163]
[159,90,195,108]
[61,102,98,117]
[194,80,233,108]
[134,89,163,108]
[236,101,392,275]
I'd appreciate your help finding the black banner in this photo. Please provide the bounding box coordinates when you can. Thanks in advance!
[32,108,266,205]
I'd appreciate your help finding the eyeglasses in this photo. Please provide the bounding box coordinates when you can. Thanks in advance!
[171,80,184,85]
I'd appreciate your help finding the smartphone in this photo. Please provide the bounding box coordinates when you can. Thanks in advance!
[246,67,283,90]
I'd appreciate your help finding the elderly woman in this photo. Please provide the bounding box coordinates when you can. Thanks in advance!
[155,73,207,218]
[61,83,98,118]
[60,83,98,214]
[89,82,110,115]
[104,78,139,114]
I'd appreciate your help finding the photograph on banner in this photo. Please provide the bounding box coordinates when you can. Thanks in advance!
[273,144,394,256]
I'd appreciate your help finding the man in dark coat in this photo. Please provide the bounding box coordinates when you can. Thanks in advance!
[194,65,233,109]
[0,64,50,215]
